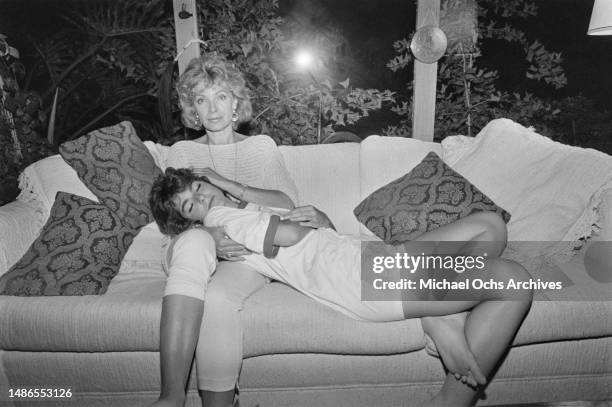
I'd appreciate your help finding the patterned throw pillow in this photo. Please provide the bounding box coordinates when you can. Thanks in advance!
[59,121,162,230]
[0,193,136,296]
[354,152,511,244]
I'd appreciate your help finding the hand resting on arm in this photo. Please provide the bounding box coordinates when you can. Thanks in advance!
[192,167,295,210]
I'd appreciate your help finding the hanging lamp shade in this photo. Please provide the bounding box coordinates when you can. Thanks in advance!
[588,0,612,35]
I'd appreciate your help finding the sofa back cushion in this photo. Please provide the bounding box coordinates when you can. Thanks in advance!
[359,135,442,238]
[280,143,361,235]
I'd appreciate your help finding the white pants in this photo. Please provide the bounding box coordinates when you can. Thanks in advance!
[163,228,268,391]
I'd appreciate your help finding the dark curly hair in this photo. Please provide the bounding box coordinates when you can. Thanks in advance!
[149,167,205,236]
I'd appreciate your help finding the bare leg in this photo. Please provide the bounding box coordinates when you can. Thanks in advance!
[151,295,204,407]
[395,212,533,405]
[406,258,533,407]
[151,229,217,407]
[407,211,508,384]
[411,211,507,258]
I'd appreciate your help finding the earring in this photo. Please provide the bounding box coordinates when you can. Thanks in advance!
[194,113,200,125]
[231,108,238,123]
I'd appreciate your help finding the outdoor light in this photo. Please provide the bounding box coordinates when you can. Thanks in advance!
[294,50,314,70]
[294,48,322,143]
[588,0,612,35]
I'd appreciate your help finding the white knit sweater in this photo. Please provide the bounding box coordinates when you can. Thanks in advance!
[145,135,299,205]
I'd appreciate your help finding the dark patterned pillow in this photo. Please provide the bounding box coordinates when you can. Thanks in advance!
[0,192,136,296]
[354,152,511,244]
[59,121,162,230]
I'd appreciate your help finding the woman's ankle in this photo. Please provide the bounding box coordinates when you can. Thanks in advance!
[199,389,236,407]
[151,393,186,407]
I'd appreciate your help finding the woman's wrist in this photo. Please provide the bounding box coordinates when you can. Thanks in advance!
[230,181,248,201]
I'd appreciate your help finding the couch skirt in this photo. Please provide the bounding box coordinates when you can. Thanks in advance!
[1,336,610,407]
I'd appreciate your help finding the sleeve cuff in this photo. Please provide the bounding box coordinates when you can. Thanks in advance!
[263,214,281,258]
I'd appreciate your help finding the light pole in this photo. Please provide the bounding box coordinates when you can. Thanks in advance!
[294,49,323,143]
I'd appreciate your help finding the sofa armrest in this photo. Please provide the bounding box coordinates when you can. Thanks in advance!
[0,200,42,275]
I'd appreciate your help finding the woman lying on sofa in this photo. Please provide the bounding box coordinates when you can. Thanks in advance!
[150,167,534,407]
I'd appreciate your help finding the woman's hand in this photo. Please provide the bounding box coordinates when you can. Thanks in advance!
[191,167,230,189]
[205,226,251,261]
[281,205,335,230]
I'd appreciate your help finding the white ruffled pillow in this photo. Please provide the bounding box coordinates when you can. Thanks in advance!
[17,154,98,227]
[441,118,612,261]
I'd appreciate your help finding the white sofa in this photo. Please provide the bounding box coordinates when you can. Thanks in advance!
[0,118,611,406]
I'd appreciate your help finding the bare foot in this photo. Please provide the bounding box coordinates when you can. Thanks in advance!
[421,313,486,387]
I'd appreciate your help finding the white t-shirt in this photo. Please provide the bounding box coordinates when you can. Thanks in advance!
[204,204,404,322]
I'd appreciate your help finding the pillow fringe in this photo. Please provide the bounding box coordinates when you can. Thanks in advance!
[17,170,47,230]
[555,175,612,261]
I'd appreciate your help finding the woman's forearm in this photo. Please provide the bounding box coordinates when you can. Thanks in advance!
[220,180,294,209]
[241,186,295,209]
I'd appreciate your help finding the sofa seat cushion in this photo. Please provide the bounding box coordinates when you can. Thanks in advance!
[241,283,424,356]
[0,272,424,355]
[0,271,166,352]
[1,257,610,354]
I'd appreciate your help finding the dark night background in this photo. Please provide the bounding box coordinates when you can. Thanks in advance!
[279,0,612,111]
[0,0,610,145]
[2,0,611,109]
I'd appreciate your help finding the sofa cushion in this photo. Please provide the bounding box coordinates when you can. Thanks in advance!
[16,154,98,227]
[1,270,610,353]
[441,118,612,262]
[359,135,442,238]
[0,192,136,296]
[0,273,425,355]
[354,152,510,244]
[119,221,165,274]
[0,200,43,277]
[280,143,362,236]
[59,121,162,230]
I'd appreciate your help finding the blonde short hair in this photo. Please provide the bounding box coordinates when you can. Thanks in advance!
[176,53,252,130]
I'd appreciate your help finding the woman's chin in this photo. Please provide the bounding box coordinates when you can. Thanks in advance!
[204,121,232,133]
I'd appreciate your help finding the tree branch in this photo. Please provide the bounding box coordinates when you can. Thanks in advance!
[66,92,150,141]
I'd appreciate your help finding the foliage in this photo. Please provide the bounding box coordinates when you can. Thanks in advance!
[1,0,394,202]
[546,96,612,154]
[0,36,53,203]
[193,0,394,145]
[383,0,566,140]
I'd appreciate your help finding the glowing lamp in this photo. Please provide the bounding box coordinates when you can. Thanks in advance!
[295,50,314,69]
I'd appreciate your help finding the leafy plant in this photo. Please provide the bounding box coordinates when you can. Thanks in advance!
[0,35,53,203]
[1,0,395,203]
[384,0,566,140]
[193,0,394,145]
[0,0,173,203]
